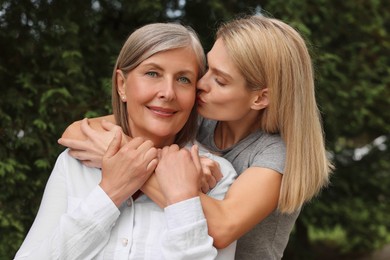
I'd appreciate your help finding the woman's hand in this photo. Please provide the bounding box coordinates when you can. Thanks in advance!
[139,150,224,208]
[100,130,158,207]
[58,118,129,168]
[154,144,202,205]
[199,156,223,193]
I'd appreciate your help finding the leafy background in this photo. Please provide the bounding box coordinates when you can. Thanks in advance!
[1,0,389,259]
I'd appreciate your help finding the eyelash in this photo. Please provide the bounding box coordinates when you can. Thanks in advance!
[146,71,191,84]
[146,71,158,77]
[206,67,226,86]
[178,77,191,84]
[214,78,225,86]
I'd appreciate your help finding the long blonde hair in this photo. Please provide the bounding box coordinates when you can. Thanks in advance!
[112,23,206,147]
[217,15,333,213]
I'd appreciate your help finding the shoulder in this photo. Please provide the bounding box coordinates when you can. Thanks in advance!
[257,131,284,144]
[54,150,90,174]
[250,132,286,153]
[53,150,102,192]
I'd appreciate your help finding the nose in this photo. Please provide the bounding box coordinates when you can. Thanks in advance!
[158,78,176,101]
[197,73,209,92]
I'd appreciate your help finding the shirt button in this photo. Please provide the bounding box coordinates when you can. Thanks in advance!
[122,238,128,247]
[126,199,132,207]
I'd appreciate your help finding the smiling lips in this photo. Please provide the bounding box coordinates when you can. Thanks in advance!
[147,106,177,117]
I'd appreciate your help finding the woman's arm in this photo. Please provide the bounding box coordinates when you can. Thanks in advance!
[58,118,278,249]
[142,170,277,250]
[59,118,223,204]
[58,115,118,168]
[156,145,237,259]
[14,152,120,259]
[16,133,158,259]
[200,167,281,248]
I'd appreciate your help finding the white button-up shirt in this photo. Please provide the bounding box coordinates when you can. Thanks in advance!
[14,144,237,259]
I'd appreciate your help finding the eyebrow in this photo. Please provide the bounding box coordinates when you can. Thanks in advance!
[142,62,196,77]
[212,67,233,81]
[207,54,233,81]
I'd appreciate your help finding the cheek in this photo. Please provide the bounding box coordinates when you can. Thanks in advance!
[179,90,196,111]
[126,85,151,105]
[210,89,237,105]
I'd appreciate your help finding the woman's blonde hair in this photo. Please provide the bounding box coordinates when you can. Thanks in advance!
[112,23,206,147]
[217,15,333,213]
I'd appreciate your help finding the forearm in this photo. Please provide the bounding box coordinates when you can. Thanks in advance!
[200,167,281,249]
[199,193,239,249]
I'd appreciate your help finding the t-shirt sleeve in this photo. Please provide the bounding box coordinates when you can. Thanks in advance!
[251,135,286,174]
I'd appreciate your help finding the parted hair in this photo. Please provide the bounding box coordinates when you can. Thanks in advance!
[112,23,206,147]
[217,15,333,213]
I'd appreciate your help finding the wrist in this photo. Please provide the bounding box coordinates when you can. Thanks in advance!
[99,182,126,208]
[165,190,199,206]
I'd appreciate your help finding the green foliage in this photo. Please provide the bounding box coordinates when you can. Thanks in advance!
[1,0,389,259]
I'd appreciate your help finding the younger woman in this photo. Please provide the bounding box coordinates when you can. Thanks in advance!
[60,14,333,259]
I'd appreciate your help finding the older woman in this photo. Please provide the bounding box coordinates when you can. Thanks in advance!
[14,23,237,260]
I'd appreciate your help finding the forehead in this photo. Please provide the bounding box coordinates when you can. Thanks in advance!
[140,47,199,73]
[208,39,241,77]
[208,38,227,58]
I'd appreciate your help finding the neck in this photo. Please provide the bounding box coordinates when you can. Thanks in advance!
[150,136,176,148]
[129,130,175,148]
[214,116,260,150]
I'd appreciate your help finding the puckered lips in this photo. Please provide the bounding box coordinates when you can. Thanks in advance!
[196,94,206,105]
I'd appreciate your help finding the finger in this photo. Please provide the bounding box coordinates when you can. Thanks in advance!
[101,119,119,131]
[68,149,87,160]
[146,158,159,172]
[144,147,158,161]
[104,129,122,159]
[58,138,88,151]
[190,145,202,174]
[168,144,180,152]
[160,146,170,158]
[157,148,162,159]
[123,137,145,150]
[82,160,101,168]
[202,157,222,181]
[80,118,94,137]
[212,162,223,181]
[201,178,210,193]
[201,166,217,189]
[135,139,155,154]
[207,174,217,189]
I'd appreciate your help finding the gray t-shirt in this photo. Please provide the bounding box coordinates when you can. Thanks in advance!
[197,118,300,260]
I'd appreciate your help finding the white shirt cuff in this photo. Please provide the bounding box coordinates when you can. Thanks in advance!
[164,197,205,229]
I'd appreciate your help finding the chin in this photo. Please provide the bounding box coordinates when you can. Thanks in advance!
[149,128,177,138]
[197,109,214,120]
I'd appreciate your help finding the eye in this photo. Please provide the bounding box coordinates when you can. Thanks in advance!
[178,76,191,84]
[214,78,226,86]
[146,71,158,77]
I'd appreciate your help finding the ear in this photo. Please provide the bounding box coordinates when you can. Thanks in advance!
[116,70,127,102]
[250,88,269,110]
